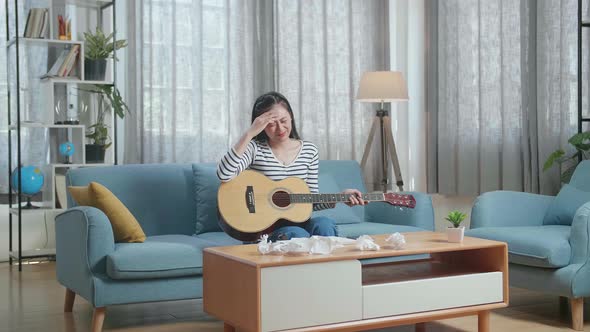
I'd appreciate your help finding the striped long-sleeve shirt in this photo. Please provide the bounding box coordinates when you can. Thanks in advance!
[216,140,335,211]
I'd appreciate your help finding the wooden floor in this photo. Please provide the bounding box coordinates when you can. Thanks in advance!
[1,262,588,332]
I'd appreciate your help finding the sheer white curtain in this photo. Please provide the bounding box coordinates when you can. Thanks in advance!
[274,0,389,188]
[126,0,390,190]
[427,0,582,195]
[125,0,271,164]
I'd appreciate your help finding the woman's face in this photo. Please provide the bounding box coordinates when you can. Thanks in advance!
[264,104,292,143]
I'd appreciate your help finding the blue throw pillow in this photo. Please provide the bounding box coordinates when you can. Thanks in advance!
[192,163,222,234]
[543,184,590,226]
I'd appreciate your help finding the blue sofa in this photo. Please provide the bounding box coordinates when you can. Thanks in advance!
[467,161,590,330]
[55,160,434,331]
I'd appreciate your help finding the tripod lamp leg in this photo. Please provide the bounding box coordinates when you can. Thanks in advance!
[361,116,380,169]
[383,116,404,191]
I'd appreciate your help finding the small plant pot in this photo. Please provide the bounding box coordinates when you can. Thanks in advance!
[446,226,465,243]
[85,144,106,163]
[84,59,107,81]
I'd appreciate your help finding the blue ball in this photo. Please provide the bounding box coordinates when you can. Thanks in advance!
[11,166,44,196]
[59,142,75,157]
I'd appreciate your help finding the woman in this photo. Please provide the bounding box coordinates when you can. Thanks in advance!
[217,91,366,240]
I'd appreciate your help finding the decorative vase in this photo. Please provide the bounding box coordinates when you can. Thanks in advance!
[84,59,107,81]
[85,144,106,163]
[446,226,465,243]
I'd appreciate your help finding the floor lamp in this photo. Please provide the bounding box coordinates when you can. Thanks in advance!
[357,71,409,193]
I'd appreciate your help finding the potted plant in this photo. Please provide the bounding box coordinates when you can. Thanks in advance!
[446,210,467,243]
[544,131,590,183]
[83,27,127,81]
[84,84,129,163]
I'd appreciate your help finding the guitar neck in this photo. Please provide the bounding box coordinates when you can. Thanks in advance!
[290,193,385,204]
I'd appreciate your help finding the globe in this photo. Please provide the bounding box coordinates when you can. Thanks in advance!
[11,166,44,196]
[59,142,75,157]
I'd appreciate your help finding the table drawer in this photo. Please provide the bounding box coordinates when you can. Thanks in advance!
[261,260,363,331]
[363,271,503,319]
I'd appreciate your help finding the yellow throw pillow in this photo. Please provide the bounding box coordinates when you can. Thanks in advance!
[89,182,146,243]
[68,182,146,243]
[68,186,92,206]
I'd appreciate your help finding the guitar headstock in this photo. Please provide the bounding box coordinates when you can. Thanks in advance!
[383,193,416,208]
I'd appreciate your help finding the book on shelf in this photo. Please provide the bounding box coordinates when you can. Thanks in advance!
[58,44,80,77]
[24,8,49,39]
[41,44,80,79]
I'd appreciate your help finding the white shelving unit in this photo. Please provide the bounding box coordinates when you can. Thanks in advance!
[5,0,117,270]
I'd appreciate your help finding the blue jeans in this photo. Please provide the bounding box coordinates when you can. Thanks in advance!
[269,216,337,241]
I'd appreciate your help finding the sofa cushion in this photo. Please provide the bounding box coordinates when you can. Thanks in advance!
[543,184,590,226]
[336,222,424,239]
[106,235,218,280]
[466,226,571,268]
[192,163,223,234]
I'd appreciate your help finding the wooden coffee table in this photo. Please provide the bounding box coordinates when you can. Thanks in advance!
[203,231,508,332]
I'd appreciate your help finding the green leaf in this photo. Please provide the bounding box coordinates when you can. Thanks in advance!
[543,149,565,171]
[445,210,466,227]
[84,27,127,61]
[568,131,590,148]
[81,84,128,146]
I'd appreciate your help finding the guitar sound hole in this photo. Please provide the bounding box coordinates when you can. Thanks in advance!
[272,191,291,208]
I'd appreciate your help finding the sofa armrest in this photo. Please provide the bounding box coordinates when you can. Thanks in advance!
[571,203,590,264]
[470,191,554,229]
[364,192,434,231]
[570,203,590,297]
[55,207,115,297]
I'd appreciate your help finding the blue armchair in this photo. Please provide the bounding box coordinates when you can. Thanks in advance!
[467,161,590,330]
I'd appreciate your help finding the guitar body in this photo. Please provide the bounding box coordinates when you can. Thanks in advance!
[218,170,313,241]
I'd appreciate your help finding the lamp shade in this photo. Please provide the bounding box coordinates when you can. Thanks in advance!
[356,71,409,102]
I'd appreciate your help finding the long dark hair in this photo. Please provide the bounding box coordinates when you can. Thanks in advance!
[251,91,300,142]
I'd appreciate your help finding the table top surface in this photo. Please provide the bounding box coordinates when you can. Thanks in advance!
[204,231,507,268]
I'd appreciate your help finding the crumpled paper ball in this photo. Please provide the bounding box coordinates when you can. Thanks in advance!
[385,232,406,250]
[258,234,272,254]
[356,235,380,251]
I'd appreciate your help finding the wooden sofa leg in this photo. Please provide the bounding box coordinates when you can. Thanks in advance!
[571,298,584,331]
[64,288,75,312]
[92,307,106,332]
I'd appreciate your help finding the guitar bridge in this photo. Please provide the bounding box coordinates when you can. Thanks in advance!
[245,186,255,213]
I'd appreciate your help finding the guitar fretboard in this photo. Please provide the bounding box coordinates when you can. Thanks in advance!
[289,193,385,204]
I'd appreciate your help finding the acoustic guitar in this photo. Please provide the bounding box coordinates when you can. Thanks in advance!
[217,170,416,241]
